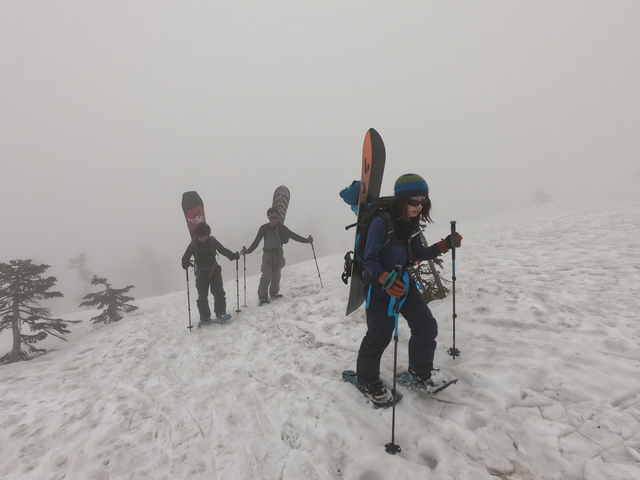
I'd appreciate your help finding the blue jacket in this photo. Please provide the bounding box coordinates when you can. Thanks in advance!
[363,215,442,282]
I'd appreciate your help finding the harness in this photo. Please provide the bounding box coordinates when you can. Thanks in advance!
[263,226,284,253]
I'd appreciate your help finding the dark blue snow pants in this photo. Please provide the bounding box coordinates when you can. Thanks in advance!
[356,281,438,383]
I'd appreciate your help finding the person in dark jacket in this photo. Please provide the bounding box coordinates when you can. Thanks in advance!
[355,173,463,407]
[182,222,239,325]
[241,207,312,305]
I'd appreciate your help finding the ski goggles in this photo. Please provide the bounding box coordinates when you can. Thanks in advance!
[406,197,429,207]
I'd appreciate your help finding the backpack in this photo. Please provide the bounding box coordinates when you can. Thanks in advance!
[341,195,396,286]
[190,237,218,274]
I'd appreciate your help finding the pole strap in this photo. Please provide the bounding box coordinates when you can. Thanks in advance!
[387,270,410,325]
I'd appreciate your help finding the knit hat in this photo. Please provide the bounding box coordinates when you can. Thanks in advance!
[394,173,429,200]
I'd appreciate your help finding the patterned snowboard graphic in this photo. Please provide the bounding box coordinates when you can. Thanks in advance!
[272,185,290,223]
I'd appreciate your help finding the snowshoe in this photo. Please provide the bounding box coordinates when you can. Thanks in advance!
[396,369,457,394]
[213,313,232,323]
[342,370,402,409]
[197,318,213,328]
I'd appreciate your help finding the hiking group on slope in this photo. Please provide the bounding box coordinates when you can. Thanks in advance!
[180,172,462,404]
[181,208,311,327]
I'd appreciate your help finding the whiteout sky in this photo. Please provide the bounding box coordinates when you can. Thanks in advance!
[1,1,639,311]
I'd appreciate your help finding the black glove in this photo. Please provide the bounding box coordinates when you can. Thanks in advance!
[230,252,240,261]
[437,233,463,253]
[182,260,193,270]
[307,235,313,244]
[446,233,462,248]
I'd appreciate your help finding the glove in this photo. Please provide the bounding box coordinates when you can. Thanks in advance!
[378,272,406,298]
[240,246,247,255]
[230,252,240,261]
[307,235,313,244]
[182,260,193,270]
[437,233,463,253]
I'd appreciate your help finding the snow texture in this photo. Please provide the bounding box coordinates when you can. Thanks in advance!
[1,191,639,480]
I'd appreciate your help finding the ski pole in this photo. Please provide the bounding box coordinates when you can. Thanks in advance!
[242,252,247,307]
[186,269,193,331]
[447,221,460,359]
[385,266,402,455]
[310,241,324,289]
[235,254,241,314]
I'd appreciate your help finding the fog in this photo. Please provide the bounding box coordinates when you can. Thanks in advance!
[2,1,639,314]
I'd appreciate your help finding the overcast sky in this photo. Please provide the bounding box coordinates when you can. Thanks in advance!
[1,1,639,308]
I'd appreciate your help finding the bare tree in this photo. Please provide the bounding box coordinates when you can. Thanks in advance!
[410,231,449,303]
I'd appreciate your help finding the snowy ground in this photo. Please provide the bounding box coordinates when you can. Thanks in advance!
[1,190,639,480]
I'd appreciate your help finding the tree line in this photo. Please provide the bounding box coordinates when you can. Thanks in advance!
[0,256,137,364]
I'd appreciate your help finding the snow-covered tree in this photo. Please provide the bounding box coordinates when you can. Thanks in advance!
[0,259,70,364]
[80,276,138,324]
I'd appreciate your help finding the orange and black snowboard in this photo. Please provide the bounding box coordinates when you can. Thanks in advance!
[345,128,386,316]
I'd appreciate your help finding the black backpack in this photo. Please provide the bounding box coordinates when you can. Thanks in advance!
[342,196,396,286]
[190,237,218,274]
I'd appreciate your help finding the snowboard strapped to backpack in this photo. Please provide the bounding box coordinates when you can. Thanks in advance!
[343,129,386,316]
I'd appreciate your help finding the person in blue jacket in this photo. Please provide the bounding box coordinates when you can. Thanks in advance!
[356,173,463,406]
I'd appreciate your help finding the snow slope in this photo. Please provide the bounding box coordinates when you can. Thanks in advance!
[1,191,639,480]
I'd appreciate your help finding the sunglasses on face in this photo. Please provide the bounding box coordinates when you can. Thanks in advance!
[268,215,279,220]
[407,198,429,207]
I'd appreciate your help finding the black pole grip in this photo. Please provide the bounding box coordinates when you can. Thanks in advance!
[450,220,457,262]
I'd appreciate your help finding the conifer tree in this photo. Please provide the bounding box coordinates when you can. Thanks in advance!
[533,186,552,205]
[0,259,70,364]
[67,253,93,294]
[80,276,138,324]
